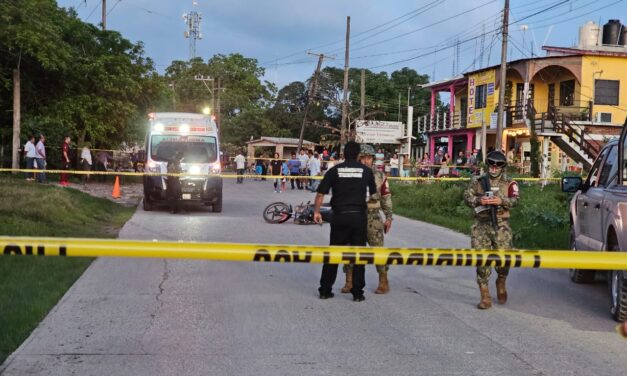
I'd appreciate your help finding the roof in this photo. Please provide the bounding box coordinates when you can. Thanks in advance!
[247,137,317,145]
[542,45,627,58]
[421,75,466,89]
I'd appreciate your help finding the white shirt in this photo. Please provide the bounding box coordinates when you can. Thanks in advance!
[390,157,399,169]
[234,154,246,169]
[81,147,92,165]
[35,141,46,159]
[24,141,37,158]
[308,157,321,176]
[298,153,309,169]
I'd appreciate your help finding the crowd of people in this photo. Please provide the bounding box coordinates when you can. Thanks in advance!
[22,134,139,186]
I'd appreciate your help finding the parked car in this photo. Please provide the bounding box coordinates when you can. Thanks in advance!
[562,118,627,322]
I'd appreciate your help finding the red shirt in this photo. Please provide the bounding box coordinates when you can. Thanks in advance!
[62,142,70,163]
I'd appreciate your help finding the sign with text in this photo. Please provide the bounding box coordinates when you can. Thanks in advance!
[355,121,403,144]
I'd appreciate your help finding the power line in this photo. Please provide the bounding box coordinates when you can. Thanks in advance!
[107,0,122,16]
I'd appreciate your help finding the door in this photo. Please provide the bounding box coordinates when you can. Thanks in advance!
[547,84,555,113]
[576,147,608,250]
[588,145,618,249]
[460,97,468,127]
[515,84,524,119]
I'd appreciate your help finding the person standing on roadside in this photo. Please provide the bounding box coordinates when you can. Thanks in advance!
[269,152,283,193]
[463,150,519,310]
[287,152,301,189]
[234,150,246,184]
[307,152,321,191]
[298,149,309,189]
[341,144,394,295]
[35,134,46,183]
[314,141,377,302]
[23,135,37,181]
[389,153,399,177]
[60,135,71,186]
[80,144,93,184]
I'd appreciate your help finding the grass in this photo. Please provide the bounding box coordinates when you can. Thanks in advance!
[391,180,571,250]
[0,176,135,363]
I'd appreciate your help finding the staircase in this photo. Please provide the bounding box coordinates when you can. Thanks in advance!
[533,112,599,170]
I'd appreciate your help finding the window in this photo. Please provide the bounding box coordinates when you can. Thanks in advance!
[559,80,575,106]
[583,146,608,190]
[475,84,487,109]
[594,80,620,106]
[598,146,617,187]
[150,135,217,163]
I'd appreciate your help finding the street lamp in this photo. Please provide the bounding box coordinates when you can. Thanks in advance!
[202,107,211,115]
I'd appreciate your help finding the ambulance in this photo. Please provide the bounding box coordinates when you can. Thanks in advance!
[142,112,223,212]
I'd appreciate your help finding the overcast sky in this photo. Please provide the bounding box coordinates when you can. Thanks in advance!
[59,0,626,88]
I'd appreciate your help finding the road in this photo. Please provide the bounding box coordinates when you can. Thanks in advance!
[2,178,626,375]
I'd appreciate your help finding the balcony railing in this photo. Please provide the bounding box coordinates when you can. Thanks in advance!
[417,112,467,133]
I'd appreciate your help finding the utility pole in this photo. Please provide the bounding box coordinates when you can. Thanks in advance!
[169,82,176,110]
[495,0,509,151]
[297,53,327,153]
[397,92,401,121]
[216,77,221,126]
[340,16,350,146]
[102,0,106,30]
[11,68,20,171]
[360,69,365,120]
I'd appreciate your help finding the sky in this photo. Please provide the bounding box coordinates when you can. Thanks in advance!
[58,0,627,89]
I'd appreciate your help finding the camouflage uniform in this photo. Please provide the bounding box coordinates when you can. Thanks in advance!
[343,167,393,272]
[367,168,393,273]
[463,174,518,285]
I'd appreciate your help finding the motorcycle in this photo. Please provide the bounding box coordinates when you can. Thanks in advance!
[262,201,332,224]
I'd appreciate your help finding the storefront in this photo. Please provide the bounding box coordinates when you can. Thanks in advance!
[428,129,475,161]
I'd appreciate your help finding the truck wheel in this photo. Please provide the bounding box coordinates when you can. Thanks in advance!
[143,197,153,211]
[608,242,627,322]
[212,195,222,213]
[569,227,595,283]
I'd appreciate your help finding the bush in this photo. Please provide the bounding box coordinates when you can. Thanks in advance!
[390,180,571,250]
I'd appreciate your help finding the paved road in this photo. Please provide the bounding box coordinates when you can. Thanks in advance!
[2,179,626,375]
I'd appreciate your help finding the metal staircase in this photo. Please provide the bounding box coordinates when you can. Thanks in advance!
[534,111,598,170]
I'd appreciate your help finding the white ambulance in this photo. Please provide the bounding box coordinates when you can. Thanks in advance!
[143,112,223,212]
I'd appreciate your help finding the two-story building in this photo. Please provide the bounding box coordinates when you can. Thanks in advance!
[419,20,627,174]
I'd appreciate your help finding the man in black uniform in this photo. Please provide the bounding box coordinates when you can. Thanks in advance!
[167,151,184,214]
[313,141,377,302]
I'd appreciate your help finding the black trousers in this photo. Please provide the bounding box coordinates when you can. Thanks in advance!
[319,212,367,296]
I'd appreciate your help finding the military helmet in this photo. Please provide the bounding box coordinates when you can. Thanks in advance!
[359,144,376,156]
[486,150,506,178]
[486,150,507,167]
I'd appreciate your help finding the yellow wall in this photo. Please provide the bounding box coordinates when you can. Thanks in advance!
[581,55,627,124]
[467,69,496,128]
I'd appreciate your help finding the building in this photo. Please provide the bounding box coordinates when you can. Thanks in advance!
[418,20,627,173]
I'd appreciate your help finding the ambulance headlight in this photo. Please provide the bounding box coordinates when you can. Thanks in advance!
[153,123,164,132]
[180,124,190,134]
[189,165,201,175]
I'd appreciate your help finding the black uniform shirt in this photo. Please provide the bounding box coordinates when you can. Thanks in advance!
[317,159,376,212]
[270,160,282,175]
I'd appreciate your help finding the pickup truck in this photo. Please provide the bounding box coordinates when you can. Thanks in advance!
[562,119,627,322]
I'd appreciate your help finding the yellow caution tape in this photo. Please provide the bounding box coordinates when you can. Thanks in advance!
[1,237,625,270]
[0,168,562,182]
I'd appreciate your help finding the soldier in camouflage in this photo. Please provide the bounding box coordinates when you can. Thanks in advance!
[463,150,519,309]
[341,144,394,294]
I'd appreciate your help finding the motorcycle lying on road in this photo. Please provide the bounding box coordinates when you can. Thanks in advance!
[262,201,333,224]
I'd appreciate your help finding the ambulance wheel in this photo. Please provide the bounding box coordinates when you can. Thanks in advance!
[212,195,222,213]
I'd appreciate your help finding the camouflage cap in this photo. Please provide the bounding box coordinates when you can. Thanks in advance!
[360,144,376,156]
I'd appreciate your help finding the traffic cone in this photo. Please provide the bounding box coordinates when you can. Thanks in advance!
[112,176,121,199]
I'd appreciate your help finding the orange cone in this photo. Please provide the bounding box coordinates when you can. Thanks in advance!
[112,176,121,199]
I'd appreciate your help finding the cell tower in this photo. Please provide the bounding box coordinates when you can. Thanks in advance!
[183,1,202,59]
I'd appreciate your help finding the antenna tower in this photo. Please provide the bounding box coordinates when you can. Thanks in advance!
[183,1,202,59]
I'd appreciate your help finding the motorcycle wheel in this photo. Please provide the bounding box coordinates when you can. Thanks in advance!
[263,202,291,224]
